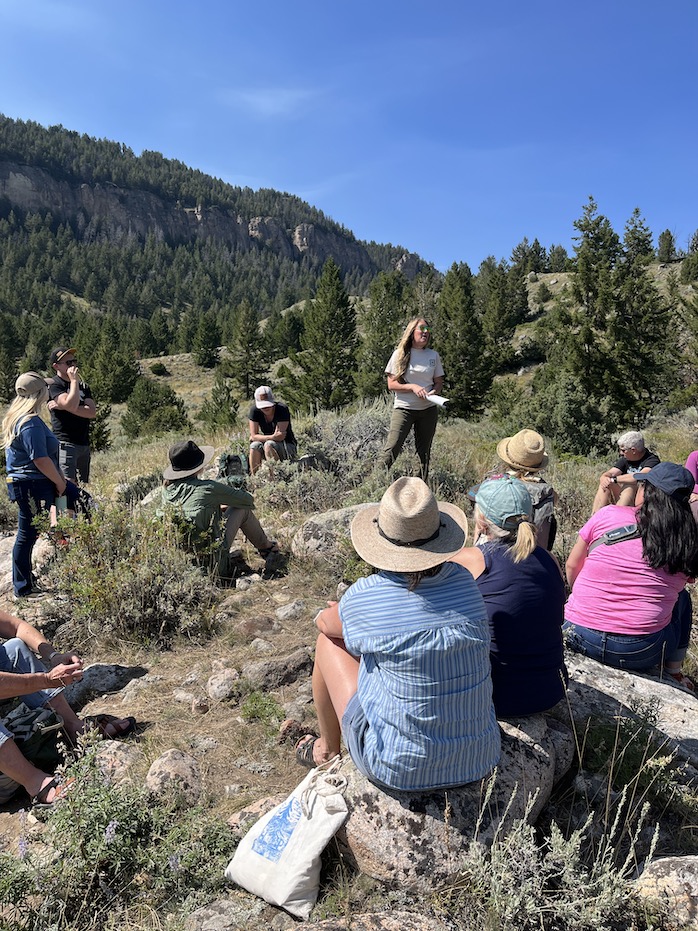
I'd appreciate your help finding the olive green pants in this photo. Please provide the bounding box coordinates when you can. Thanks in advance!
[380,406,438,481]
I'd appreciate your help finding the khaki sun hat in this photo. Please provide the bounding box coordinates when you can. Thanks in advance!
[496,429,548,472]
[15,372,49,402]
[350,477,468,573]
[163,440,215,480]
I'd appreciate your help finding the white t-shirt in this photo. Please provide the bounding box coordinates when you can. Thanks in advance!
[385,349,444,410]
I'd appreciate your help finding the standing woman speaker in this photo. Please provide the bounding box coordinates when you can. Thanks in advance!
[380,317,444,481]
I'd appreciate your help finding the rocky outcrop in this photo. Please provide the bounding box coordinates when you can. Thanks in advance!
[635,855,698,929]
[0,161,422,279]
[292,504,372,560]
[338,714,575,891]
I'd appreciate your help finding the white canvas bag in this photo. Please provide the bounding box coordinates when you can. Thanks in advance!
[225,757,348,919]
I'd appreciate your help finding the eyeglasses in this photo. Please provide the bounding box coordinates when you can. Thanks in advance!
[417,326,431,334]
[60,358,77,365]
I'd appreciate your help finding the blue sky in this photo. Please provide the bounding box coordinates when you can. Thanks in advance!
[1,0,696,271]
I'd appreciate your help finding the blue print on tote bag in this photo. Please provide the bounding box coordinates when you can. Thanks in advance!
[252,795,303,862]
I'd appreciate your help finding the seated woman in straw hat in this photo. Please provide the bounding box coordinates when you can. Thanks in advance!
[494,429,557,550]
[452,476,567,718]
[295,477,500,792]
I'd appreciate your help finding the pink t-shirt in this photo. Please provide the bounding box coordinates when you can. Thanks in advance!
[564,505,688,635]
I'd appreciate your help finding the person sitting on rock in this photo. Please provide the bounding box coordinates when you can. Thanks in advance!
[452,475,567,718]
[0,607,134,808]
[294,477,500,791]
[160,440,279,575]
[248,386,297,475]
[592,430,660,514]
[565,462,698,691]
[493,428,557,550]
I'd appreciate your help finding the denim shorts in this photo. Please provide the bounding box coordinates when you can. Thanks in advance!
[563,589,692,670]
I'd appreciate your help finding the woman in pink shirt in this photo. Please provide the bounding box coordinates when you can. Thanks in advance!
[564,462,698,690]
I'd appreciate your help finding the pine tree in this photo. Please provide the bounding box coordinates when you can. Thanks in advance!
[355,271,410,399]
[223,299,266,400]
[436,263,492,418]
[198,371,239,430]
[280,258,357,411]
[657,229,677,263]
[192,311,220,368]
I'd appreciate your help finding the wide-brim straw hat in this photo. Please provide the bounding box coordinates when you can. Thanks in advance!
[350,477,468,572]
[497,429,549,472]
[163,440,215,480]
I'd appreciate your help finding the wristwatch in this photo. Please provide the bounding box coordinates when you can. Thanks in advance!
[611,476,618,484]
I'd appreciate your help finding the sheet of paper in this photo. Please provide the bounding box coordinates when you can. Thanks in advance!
[427,394,449,407]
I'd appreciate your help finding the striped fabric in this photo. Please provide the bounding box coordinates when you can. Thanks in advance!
[339,563,500,791]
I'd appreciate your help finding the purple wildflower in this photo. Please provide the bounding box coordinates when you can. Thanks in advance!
[104,819,119,843]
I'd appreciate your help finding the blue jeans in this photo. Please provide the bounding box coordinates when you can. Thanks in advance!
[563,589,692,671]
[7,477,78,596]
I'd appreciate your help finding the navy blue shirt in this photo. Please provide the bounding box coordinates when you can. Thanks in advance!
[6,416,59,479]
[476,542,567,717]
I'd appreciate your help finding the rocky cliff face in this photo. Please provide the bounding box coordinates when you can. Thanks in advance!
[0,161,420,279]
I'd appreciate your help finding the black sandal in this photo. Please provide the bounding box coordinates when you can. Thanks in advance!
[295,734,319,769]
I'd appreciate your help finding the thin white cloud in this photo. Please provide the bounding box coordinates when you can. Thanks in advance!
[217,86,321,120]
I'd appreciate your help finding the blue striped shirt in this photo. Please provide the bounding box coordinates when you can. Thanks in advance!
[339,563,500,791]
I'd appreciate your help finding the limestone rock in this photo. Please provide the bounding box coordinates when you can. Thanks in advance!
[311,914,449,930]
[339,715,574,892]
[184,896,266,931]
[96,741,145,785]
[635,855,698,929]
[241,648,312,691]
[292,504,372,559]
[275,599,306,622]
[235,614,281,639]
[207,669,241,701]
[559,654,698,768]
[228,794,286,837]
[146,749,202,807]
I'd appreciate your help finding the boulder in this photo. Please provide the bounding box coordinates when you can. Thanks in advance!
[241,649,313,691]
[146,749,202,807]
[65,663,148,708]
[207,669,242,701]
[558,654,698,769]
[184,896,267,931]
[339,715,575,892]
[635,855,698,929]
[96,741,146,785]
[291,505,372,560]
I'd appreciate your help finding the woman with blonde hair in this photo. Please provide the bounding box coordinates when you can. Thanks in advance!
[452,475,567,717]
[495,428,557,549]
[2,373,76,599]
[380,317,444,481]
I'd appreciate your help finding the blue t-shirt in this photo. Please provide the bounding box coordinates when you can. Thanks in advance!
[339,563,500,791]
[5,416,59,480]
[476,542,567,717]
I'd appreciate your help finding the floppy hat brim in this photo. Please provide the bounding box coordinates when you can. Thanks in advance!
[163,445,215,480]
[496,437,548,471]
[350,500,468,572]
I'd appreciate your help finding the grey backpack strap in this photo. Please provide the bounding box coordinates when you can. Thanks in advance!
[587,524,640,555]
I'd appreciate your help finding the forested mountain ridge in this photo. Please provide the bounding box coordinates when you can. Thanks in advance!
[0,114,424,289]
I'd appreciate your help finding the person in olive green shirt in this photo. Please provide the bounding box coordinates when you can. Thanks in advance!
[160,440,278,573]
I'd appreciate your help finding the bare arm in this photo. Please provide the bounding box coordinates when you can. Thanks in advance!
[315,601,343,639]
[50,367,97,419]
[429,375,444,396]
[386,375,430,399]
[0,610,83,699]
[566,536,588,587]
[450,546,486,580]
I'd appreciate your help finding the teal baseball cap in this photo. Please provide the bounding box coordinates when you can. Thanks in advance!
[472,475,533,532]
